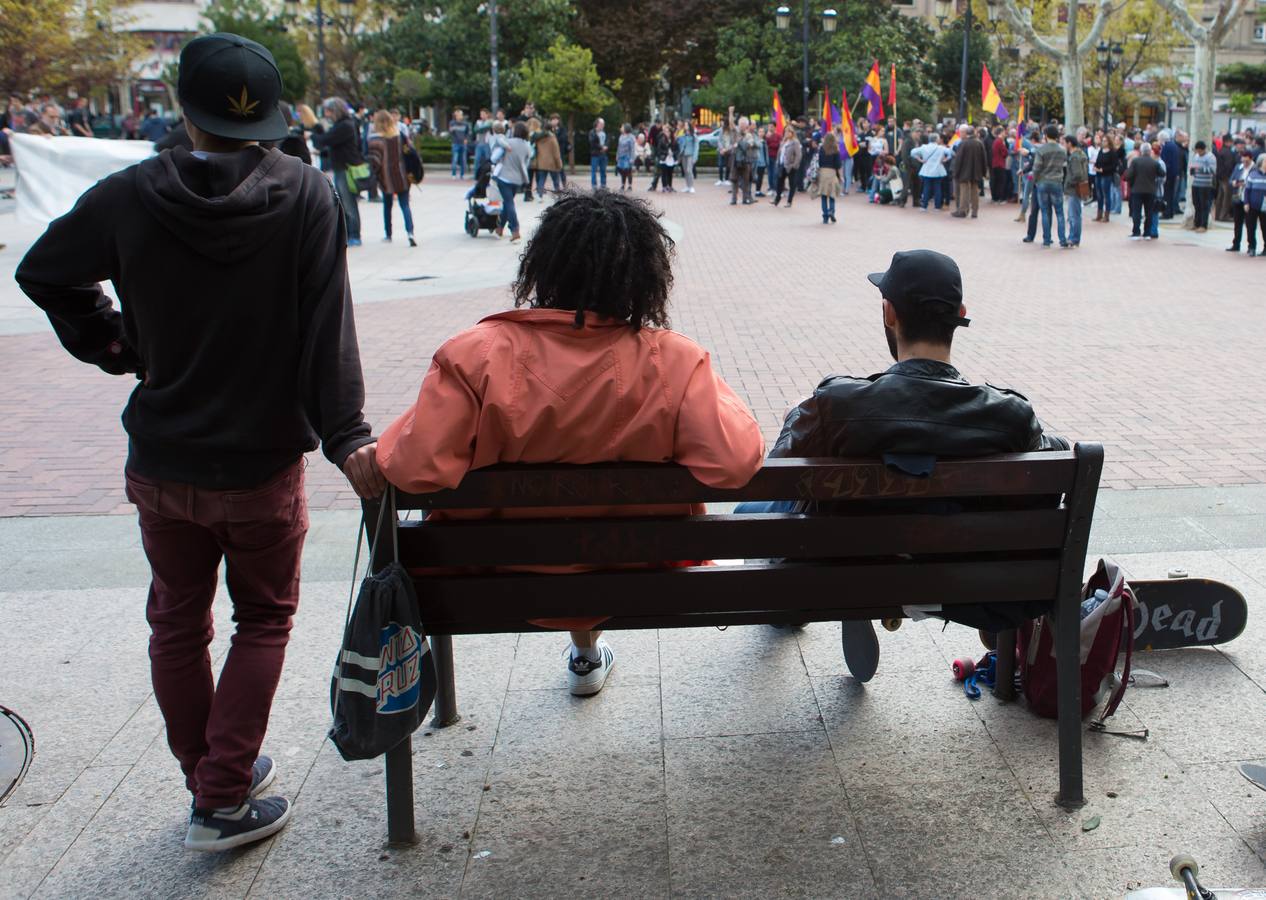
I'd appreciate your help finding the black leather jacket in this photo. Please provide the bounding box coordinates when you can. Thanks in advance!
[769,358,1068,630]
[771,358,1066,460]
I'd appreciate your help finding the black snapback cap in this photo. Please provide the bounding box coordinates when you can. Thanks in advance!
[867,249,970,328]
[177,32,288,142]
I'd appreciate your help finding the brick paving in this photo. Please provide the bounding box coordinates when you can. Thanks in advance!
[1,178,1261,516]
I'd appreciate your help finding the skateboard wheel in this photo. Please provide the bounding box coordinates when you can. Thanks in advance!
[881,618,902,632]
[952,658,975,681]
[1168,852,1198,881]
[1167,567,1188,579]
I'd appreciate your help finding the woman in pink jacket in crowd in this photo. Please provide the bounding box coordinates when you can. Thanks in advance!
[376,189,765,696]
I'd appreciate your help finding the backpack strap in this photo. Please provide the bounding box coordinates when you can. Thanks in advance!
[1091,583,1148,739]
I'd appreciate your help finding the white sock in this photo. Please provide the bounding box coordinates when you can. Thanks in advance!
[572,642,602,663]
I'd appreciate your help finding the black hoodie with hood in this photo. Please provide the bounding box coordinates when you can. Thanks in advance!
[16,145,373,489]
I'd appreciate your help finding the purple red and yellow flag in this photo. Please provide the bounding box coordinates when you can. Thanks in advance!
[772,90,786,135]
[821,84,835,134]
[889,64,897,120]
[981,65,1008,120]
[861,61,884,124]
[839,88,860,157]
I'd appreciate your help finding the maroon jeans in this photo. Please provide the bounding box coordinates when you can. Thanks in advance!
[125,460,308,809]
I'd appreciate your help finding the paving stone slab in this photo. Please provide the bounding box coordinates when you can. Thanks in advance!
[663,730,873,898]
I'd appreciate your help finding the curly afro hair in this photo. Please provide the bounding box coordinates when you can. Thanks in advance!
[512,188,675,330]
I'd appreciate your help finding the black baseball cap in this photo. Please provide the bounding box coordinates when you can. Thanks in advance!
[177,33,288,142]
[867,249,970,328]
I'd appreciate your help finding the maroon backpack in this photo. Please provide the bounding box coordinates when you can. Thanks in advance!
[1018,558,1138,733]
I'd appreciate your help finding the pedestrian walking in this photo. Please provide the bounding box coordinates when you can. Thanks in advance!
[1093,133,1122,222]
[533,119,563,196]
[15,33,382,852]
[1228,150,1256,254]
[678,122,698,193]
[1243,154,1266,256]
[1063,134,1089,247]
[770,124,801,207]
[815,131,842,223]
[1189,140,1217,231]
[1124,141,1161,240]
[951,124,988,218]
[588,117,608,187]
[449,109,469,178]
[616,123,635,191]
[655,124,676,192]
[911,132,952,211]
[730,116,758,205]
[367,109,416,246]
[1022,125,1068,247]
[311,97,363,246]
[493,121,532,241]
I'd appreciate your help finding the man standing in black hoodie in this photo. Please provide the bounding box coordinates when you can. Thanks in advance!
[15,33,383,852]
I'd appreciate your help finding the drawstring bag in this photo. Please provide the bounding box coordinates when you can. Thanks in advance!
[1017,558,1140,736]
[329,489,436,761]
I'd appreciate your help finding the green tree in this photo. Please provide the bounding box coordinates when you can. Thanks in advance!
[392,68,430,117]
[693,59,775,116]
[0,0,144,98]
[517,39,620,165]
[712,2,937,123]
[1218,62,1266,97]
[932,21,995,119]
[1227,92,1255,115]
[205,0,309,101]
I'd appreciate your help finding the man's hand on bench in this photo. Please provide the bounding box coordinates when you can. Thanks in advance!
[342,443,387,499]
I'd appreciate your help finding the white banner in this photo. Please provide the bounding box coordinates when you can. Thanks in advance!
[10,134,154,226]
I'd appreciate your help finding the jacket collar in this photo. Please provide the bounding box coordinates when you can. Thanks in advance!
[883,358,966,383]
[478,307,637,334]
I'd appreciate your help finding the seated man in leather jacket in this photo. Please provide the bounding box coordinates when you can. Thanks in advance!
[745,249,1067,682]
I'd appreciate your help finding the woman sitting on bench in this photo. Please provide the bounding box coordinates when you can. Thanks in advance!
[376,189,765,696]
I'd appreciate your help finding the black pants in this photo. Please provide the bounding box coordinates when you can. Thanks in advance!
[659,164,673,190]
[1164,177,1180,217]
[1192,186,1213,228]
[1130,193,1156,236]
[990,167,1008,201]
[1246,207,1263,252]
[774,167,798,204]
[1232,204,1248,249]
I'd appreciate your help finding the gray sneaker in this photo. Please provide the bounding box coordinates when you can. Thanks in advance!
[185,796,292,852]
[841,620,880,682]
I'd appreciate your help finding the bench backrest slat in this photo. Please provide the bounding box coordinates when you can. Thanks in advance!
[411,558,1061,629]
[398,508,1068,568]
[395,453,1077,510]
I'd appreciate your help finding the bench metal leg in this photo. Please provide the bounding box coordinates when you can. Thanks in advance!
[1053,604,1085,808]
[385,736,417,845]
[430,634,461,727]
[994,629,1016,701]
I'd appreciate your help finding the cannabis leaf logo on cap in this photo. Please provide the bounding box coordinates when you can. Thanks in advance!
[227,86,260,118]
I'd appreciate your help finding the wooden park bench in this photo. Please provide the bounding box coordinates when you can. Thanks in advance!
[363,444,1103,845]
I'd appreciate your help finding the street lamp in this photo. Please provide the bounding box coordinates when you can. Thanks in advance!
[775,4,840,117]
[285,0,356,101]
[1096,39,1124,131]
[935,0,1001,123]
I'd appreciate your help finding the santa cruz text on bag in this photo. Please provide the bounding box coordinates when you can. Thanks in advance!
[329,490,437,761]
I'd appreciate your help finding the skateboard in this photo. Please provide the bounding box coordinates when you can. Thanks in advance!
[1124,852,1266,899]
[0,705,33,806]
[1239,762,1266,792]
[1129,576,1247,652]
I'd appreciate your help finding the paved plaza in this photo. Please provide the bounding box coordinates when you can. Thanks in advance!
[3,173,1266,897]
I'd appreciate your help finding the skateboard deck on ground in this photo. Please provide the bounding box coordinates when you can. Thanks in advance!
[1129,578,1247,651]
[0,705,33,805]
[1240,763,1266,792]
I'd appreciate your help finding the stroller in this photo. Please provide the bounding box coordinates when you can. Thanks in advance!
[464,159,502,237]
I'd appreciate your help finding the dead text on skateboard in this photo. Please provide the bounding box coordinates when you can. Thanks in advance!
[1129,578,1247,652]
